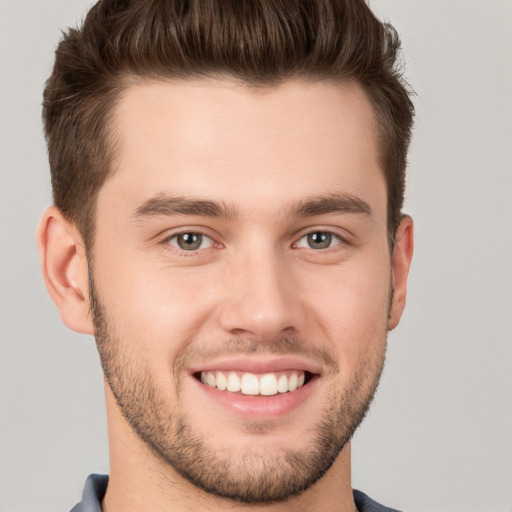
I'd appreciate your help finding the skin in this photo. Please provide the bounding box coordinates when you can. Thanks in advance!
[38,78,413,512]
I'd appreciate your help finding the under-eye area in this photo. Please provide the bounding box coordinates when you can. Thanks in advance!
[195,370,316,396]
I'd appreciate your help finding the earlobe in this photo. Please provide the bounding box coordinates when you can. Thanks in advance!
[388,215,414,331]
[37,206,94,335]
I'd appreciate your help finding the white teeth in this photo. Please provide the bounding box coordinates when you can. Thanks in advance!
[241,373,260,395]
[200,370,307,395]
[206,372,216,388]
[277,374,288,393]
[259,373,278,396]
[216,371,227,391]
[227,371,241,392]
[288,372,298,392]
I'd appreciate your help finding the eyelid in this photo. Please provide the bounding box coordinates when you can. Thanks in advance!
[292,228,349,250]
[160,227,222,251]
[168,233,214,250]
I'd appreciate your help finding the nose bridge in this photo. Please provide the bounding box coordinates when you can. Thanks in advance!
[218,242,304,338]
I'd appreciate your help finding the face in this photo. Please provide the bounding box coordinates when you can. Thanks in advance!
[90,79,397,503]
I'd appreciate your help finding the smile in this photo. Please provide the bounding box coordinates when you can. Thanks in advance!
[190,358,321,418]
[200,370,308,396]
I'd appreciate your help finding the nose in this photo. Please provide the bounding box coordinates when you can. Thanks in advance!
[217,249,306,341]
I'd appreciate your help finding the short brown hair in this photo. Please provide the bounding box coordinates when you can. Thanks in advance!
[43,0,414,248]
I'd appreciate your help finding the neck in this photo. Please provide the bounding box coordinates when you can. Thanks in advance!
[102,384,357,512]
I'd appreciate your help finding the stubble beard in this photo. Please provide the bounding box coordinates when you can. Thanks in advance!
[89,277,387,504]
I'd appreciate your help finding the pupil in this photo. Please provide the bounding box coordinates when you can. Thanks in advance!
[178,233,202,250]
[308,232,331,249]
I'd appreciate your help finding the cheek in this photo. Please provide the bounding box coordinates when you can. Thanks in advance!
[92,249,216,363]
[298,256,391,360]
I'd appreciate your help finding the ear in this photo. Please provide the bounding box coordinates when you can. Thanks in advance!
[37,206,94,334]
[388,215,414,331]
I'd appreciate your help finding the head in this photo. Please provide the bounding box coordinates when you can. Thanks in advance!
[39,0,414,506]
[43,0,413,251]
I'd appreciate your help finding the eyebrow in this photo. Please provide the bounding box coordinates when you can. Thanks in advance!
[132,195,238,221]
[131,192,372,222]
[288,193,372,218]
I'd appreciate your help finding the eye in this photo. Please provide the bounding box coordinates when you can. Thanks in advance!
[166,232,214,251]
[295,231,343,250]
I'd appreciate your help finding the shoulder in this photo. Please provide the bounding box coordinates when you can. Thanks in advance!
[69,474,108,512]
[353,489,403,512]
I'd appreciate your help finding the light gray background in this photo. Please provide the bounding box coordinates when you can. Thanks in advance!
[1,1,511,511]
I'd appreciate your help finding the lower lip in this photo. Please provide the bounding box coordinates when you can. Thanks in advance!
[192,376,318,419]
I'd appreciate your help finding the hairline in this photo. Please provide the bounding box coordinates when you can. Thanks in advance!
[81,72,397,255]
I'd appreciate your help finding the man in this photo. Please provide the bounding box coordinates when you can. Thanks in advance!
[37,0,414,510]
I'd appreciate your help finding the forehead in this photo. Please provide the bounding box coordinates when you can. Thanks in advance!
[101,78,385,221]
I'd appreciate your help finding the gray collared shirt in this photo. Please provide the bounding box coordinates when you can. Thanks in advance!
[70,474,402,512]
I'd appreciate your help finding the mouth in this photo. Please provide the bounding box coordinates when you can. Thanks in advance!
[188,358,321,418]
[195,370,315,396]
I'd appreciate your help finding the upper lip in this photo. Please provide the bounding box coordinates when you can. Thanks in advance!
[188,356,323,376]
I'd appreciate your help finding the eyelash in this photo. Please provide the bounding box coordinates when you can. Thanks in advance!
[161,227,349,257]
[293,230,347,251]
[162,230,219,255]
